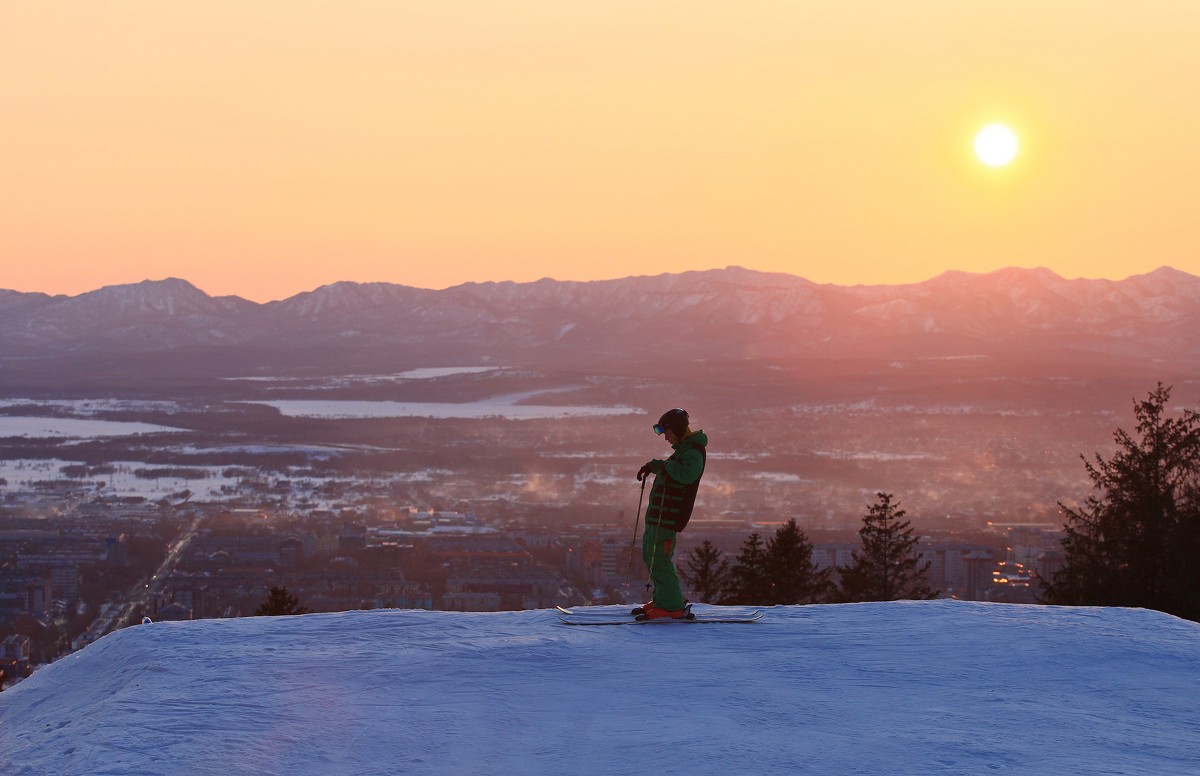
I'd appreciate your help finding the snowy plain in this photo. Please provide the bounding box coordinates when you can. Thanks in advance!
[2,601,1198,775]
[250,398,638,421]
[0,416,185,438]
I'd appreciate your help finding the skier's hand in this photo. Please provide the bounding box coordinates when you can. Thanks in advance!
[637,463,655,481]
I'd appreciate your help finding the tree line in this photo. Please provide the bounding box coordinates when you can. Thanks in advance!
[681,492,938,606]
[1041,383,1200,622]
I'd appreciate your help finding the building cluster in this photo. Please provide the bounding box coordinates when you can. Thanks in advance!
[0,496,175,683]
[804,524,1063,603]
[153,512,426,620]
[153,509,583,622]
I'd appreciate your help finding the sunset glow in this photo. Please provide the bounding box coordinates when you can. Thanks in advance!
[2,2,1199,301]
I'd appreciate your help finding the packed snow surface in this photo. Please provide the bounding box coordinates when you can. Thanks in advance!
[2,601,1198,775]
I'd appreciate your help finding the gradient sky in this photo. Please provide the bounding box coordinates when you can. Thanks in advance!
[3,2,1198,302]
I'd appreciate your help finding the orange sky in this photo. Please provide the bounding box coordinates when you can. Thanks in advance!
[2,2,1198,302]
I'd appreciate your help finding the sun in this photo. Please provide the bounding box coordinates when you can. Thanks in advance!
[974,124,1019,167]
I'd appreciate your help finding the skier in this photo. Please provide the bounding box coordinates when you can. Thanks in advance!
[634,408,708,619]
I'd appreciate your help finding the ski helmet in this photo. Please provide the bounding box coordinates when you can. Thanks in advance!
[654,408,689,436]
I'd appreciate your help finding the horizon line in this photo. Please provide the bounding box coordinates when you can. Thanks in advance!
[2,263,1189,305]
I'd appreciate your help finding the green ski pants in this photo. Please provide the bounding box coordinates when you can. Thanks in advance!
[641,523,685,610]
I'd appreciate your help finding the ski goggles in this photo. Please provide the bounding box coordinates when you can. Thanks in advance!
[652,423,667,435]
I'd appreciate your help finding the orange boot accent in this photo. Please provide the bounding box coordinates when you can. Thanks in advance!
[641,604,687,620]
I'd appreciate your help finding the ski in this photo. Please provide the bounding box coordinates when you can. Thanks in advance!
[558,612,763,626]
[558,603,696,618]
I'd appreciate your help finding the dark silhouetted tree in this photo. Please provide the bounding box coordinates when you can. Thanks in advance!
[766,519,832,604]
[837,493,936,602]
[722,532,770,605]
[1042,384,1200,621]
[255,586,310,616]
[680,540,731,603]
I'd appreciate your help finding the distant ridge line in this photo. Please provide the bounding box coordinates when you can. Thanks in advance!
[2,266,1199,370]
[2,264,1194,304]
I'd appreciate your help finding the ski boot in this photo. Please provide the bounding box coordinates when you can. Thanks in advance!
[635,602,694,621]
[632,599,690,617]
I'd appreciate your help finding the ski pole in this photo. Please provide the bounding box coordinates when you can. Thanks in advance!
[626,477,647,573]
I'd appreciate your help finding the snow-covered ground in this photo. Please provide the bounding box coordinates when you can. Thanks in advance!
[2,601,1197,775]
[249,398,637,420]
[0,399,183,416]
[0,458,236,503]
[0,416,185,438]
[222,366,505,383]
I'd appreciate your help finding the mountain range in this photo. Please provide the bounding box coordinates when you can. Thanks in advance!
[3,266,1200,374]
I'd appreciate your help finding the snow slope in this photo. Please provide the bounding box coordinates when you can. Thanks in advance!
[2,601,1198,775]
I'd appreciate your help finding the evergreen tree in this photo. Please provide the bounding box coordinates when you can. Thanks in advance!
[722,532,770,605]
[1042,384,1200,621]
[765,519,832,604]
[680,540,731,604]
[255,586,310,616]
[837,493,937,602]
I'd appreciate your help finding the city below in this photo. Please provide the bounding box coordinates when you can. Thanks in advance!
[1,452,1060,687]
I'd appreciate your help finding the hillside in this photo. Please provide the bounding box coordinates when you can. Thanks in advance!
[2,601,1197,775]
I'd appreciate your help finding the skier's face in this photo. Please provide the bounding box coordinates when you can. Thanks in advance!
[663,428,680,445]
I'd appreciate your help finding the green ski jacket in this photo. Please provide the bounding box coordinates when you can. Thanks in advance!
[644,430,708,532]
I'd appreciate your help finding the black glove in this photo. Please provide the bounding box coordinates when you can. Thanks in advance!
[637,463,655,482]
